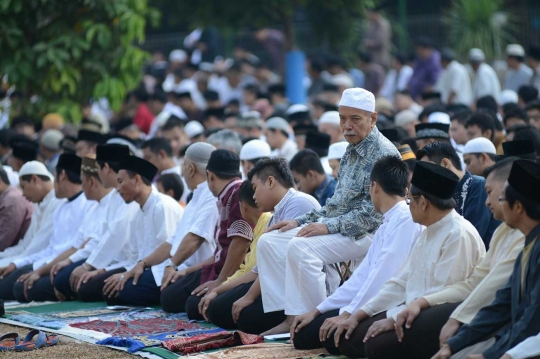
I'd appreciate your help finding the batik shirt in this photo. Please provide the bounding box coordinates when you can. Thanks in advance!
[295,127,400,241]
[313,175,337,206]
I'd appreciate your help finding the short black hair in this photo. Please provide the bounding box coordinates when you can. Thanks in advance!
[0,129,13,147]
[142,137,173,157]
[476,95,498,114]
[289,149,325,176]
[243,84,258,94]
[247,157,295,189]
[502,102,521,116]
[483,157,517,181]
[418,103,446,122]
[465,112,496,141]
[203,90,220,102]
[56,168,82,184]
[504,108,530,127]
[161,116,185,131]
[238,180,257,208]
[97,160,121,173]
[131,87,149,102]
[450,110,472,125]
[11,116,34,130]
[417,142,463,171]
[518,85,539,105]
[513,127,540,156]
[156,173,184,201]
[0,167,10,185]
[506,183,540,220]
[410,184,457,210]
[506,124,532,137]
[370,156,408,197]
[267,83,286,96]
[525,100,540,113]
[126,170,152,186]
[309,59,324,73]
[20,174,51,182]
[149,90,167,103]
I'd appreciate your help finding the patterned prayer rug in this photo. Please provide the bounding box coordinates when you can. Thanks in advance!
[187,343,335,359]
[70,317,204,337]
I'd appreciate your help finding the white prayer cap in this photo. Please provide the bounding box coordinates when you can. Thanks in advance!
[506,44,525,57]
[169,49,187,63]
[469,48,485,62]
[318,111,340,126]
[338,88,376,112]
[328,141,349,160]
[40,129,64,151]
[286,104,309,116]
[185,142,216,164]
[240,139,271,161]
[19,161,54,181]
[428,112,451,124]
[463,137,497,155]
[332,74,354,88]
[498,89,518,105]
[395,110,418,127]
[185,121,205,139]
[265,117,290,132]
[106,137,141,158]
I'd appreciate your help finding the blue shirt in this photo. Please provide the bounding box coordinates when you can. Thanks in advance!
[314,175,337,206]
[453,172,501,248]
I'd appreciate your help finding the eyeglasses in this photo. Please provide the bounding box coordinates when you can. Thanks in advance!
[498,196,508,203]
[406,194,420,205]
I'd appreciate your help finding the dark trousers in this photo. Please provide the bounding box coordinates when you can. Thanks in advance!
[160,269,201,313]
[293,309,341,354]
[77,268,125,302]
[338,311,388,358]
[0,265,32,301]
[235,294,286,335]
[14,275,57,303]
[186,294,204,320]
[117,269,161,306]
[53,259,87,300]
[205,281,255,329]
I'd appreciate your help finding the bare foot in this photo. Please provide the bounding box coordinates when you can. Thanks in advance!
[261,316,295,336]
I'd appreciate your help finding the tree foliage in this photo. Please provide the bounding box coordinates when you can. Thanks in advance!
[0,0,159,123]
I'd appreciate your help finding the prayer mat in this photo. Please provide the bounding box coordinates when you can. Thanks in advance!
[187,343,332,359]
[70,317,204,337]
[162,330,264,355]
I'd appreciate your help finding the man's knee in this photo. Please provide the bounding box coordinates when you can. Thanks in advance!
[12,281,27,302]
[160,284,184,313]
[185,295,203,320]
[287,236,310,263]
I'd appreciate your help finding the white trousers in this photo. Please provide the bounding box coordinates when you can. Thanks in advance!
[257,226,371,315]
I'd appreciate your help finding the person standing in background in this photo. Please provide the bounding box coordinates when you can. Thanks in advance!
[363,7,391,69]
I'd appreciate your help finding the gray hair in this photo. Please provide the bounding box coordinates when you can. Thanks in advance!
[207,129,242,154]
[185,142,216,174]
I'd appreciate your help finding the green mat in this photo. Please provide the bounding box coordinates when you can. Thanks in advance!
[6,300,107,314]
[142,347,180,359]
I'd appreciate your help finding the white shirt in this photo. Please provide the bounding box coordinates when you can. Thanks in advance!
[166,181,218,276]
[85,190,140,271]
[467,63,501,101]
[435,61,473,106]
[360,210,486,320]
[270,139,298,162]
[115,192,183,285]
[3,166,19,188]
[160,166,190,205]
[0,190,64,266]
[317,201,423,315]
[506,333,540,359]
[68,190,115,263]
[12,192,96,270]
[380,66,414,102]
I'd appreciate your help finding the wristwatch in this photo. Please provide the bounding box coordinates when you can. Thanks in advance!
[165,259,178,271]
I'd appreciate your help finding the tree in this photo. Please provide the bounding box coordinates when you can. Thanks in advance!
[0,0,159,123]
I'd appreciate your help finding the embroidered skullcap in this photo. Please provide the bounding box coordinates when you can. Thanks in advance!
[463,138,497,155]
[19,161,54,181]
[415,123,450,140]
[398,144,416,161]
[240,140,271,161]
[328,142,348,160]
[428,112,451,125]
[185,142,216,164]
[184,121,205,139]
[318,111,340,126]
[81,154,98,174]
[395,110,418,127]
[339,88,376,112]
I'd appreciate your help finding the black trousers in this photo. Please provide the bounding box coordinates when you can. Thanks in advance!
[160,269,201,313]
[205,281,255,329]
[53,259,87,300]
[293,309,341,354]
[337,311,388,358]
[14,275,59,303]
[0,265,32,301]
[77,268,125,302]
[117,269,161,306]
[236,293,286,335]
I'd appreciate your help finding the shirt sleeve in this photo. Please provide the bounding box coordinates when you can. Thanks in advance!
[320,202,381,239]
[463,180,492,242]
[295,205,328,226]
[187,201,219,242]
[226,197,253,241]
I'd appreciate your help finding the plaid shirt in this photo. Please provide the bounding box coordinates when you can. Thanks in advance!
[295,126,400,241]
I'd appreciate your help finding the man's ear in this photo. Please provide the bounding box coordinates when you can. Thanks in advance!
[166,189,175,198]
[267,176,275,189]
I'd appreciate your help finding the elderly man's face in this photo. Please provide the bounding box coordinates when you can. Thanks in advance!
[339,106,376,146]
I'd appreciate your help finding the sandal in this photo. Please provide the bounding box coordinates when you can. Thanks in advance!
[0,332,20,352]
[13,330,59,351]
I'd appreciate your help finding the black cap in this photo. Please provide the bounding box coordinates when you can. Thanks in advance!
[96,144,130,163]
[508,159,540,203]
[305,131,331,157]
[293,123,318,136]
[60,136,77,154]
[415,123,450,140]
[411,161,459,199]
[77,129,106,144]
[11,138,38,162]
[502,140,536,160]
[206,149,241,177]
[56,153,82,174]
[381,128,399,143]
[118,156,158,183]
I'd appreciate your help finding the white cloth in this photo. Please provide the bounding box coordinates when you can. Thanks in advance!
[380,66,414,102]
[320,156,332,175]
[506,333,540,359]
[166,181,218,276]
[12,193,96,270]
[3,166,19,188]
[467,63,501,101]
[316,201,424,315]
[160,166,189,205]
[435,61,473,106]
[114,192,183,285]
[270,139,298,162]
[68,190,115,263]
[0,190,64,266]
[85,190,140,271]
[360,210,485,321]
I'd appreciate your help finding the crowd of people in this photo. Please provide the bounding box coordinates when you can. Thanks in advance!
[1,20,540,358]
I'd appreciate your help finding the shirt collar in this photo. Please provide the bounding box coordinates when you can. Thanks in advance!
[142,191,156,212]
[456,171,471,189]
[314,175,333,199]
[350,126,380,158]
[383,200,407,222]
[428,210,457,231]
[274,188,295,215]
[0,185,12,200]
[67,191,83,202]
[218,179,242,201]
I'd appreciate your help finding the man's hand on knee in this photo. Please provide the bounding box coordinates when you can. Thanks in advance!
[266,220,299,233]
[297,223,329,238]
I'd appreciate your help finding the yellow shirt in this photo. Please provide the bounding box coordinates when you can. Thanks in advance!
[423,223,525,324]
[225,212,272,283]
